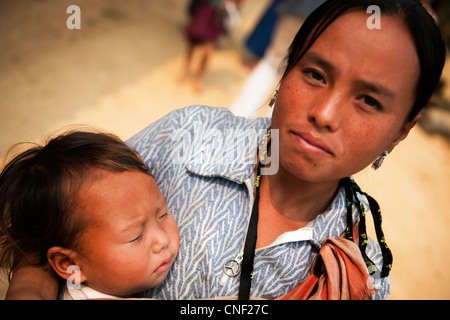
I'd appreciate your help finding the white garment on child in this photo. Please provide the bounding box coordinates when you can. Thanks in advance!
[60,284,120,300]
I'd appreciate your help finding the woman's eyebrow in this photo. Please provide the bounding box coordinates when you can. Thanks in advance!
[304,51,396,100]
[354,79,396,100]
[302,52,338,75]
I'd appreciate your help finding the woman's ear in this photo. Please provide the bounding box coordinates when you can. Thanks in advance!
[387,113,421,153]
[47,247,87,283]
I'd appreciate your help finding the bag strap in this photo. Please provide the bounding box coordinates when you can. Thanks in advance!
[341,177,393,278]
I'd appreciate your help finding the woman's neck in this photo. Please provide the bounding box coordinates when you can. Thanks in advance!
[255,169,340,249]
[260,168,340,224]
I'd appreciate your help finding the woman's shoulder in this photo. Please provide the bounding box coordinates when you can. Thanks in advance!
[126,105,271,167]
[127,105,270,148]
[171,105,271,131]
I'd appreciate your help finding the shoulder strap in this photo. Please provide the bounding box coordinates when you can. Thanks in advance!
[341,177,393,278]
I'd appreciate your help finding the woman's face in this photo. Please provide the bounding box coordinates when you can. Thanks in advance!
[271,11,420,183]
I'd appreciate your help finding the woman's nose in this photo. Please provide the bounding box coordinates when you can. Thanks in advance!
[307,93,343,132]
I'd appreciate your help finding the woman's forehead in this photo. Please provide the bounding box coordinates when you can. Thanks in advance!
[304,11,419,82]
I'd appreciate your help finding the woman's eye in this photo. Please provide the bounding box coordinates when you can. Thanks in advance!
[304,69,326,84]
[361,95,382,111]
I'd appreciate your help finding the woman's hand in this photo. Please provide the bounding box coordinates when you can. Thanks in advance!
[6,264,59,300]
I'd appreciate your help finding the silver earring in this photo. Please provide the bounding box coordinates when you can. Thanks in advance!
[371,151,389,170]
[269,89,278,108]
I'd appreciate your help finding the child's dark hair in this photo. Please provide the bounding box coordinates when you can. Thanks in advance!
[0,130,150,279]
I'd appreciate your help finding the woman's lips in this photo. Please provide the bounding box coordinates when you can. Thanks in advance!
[291,131,334,156]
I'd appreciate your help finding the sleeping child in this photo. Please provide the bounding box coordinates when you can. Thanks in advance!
[0,130,179,299]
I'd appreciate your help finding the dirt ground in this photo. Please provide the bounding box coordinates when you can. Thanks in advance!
[1,0,450,300]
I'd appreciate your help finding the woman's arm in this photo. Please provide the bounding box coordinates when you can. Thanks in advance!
[6,264,59,300]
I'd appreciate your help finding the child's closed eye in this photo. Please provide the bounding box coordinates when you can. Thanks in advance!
[130,232,144,243]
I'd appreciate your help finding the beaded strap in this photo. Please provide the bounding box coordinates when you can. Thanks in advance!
[341,177,393,278]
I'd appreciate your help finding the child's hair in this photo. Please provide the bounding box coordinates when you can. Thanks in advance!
[0,130,151,279]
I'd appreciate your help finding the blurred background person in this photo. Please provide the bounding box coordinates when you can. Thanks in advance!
[229,0,325,117]
[178,0,242,92]
[242,0,281,69]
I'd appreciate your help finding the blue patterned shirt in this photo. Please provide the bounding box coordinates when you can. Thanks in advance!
[126,105,391,299]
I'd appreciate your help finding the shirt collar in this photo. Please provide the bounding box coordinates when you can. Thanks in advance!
[255,185,349,250]
[184,125,270,184]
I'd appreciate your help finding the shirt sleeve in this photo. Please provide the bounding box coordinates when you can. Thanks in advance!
[126,112,170,159]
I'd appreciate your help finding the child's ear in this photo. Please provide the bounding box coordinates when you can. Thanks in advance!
[47,247,87,283]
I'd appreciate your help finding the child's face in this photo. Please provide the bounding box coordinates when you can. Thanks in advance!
[73,170,179,296]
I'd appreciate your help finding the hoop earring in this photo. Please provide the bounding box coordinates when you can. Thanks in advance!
[268,89,278,108]
[371,151,388,170]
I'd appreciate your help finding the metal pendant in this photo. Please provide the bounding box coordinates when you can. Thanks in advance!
[223,259,241,277]
[219,253,243,286]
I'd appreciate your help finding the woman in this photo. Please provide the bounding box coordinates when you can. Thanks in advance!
[5,0,445,300]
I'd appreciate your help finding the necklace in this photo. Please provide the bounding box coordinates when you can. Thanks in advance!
[236,136,393,300]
